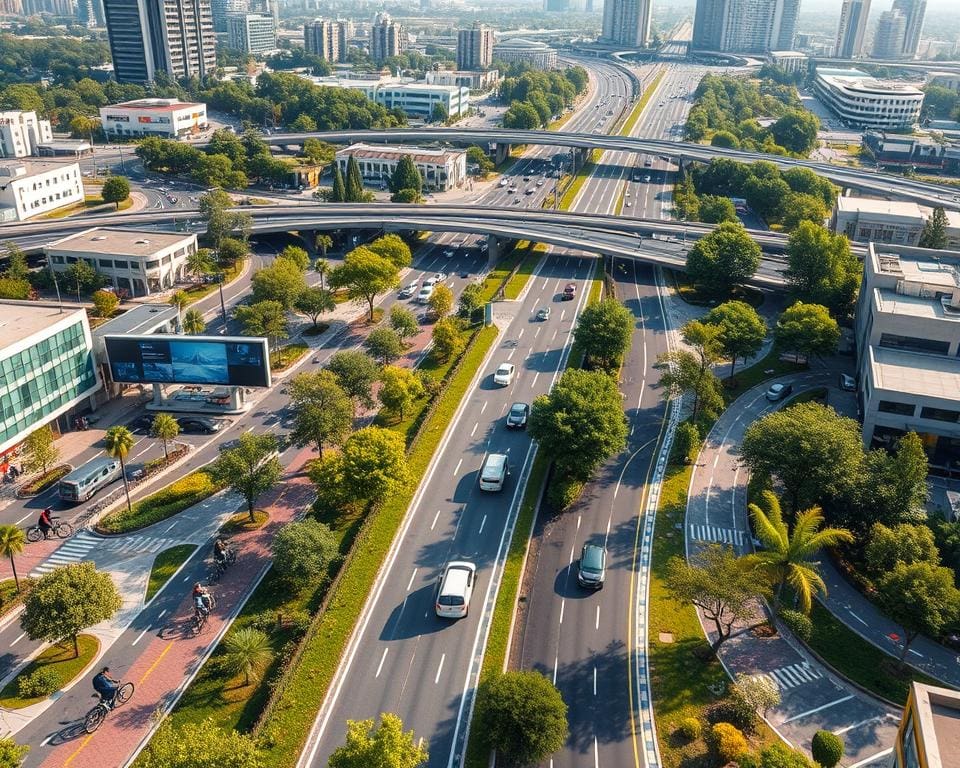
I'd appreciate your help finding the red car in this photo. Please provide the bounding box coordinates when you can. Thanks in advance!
[562,283,576,301]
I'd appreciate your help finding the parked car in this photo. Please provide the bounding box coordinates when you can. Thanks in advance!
[506,402,529,429]
[562,283,576,301]
[435,561,476,619]
[839,373,856,391]
[536,307,551,321]
[578,543,606,589]
[493,363,515,386]
[765,382,794,402]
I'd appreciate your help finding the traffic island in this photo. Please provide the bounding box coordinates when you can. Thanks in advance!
[16,465,71,498]
[96,470,222,535]
[146,545,197,603]
[221,509,270,534]
[0,634,100,710]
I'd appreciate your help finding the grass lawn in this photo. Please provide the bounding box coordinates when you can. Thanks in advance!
[146,545,197,603]
[620,69,666,138]
[666,269,764,309]
[182,259,245,305]
[559,160,597,210]
[270,343,309,372]
[503,243,546,300]
[221,509,270,534]
[0,634,100,709]
[42,195,133,219]
[720,347,807,406]
[97,470,221,535]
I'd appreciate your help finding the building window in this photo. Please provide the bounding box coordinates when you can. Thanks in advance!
[879,333,950,356]
[98,259,113,269]
[878,400,916,416]
[920,406,960,423]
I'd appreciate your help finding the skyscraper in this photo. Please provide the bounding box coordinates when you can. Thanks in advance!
[602,0,652,48]
[891,0,926,58]
[872,10,906,59]
[370,12,405,63]
[211,0,245,33]
[457,23,493,71]
[103,0,216,83]
[227,13,275,55]
[835,0,870,58]
[691,0,801,53]
[305,19,342,62]
[771,0,800,50]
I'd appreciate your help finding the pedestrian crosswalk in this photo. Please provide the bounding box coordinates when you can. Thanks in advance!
[30,531,191,576]
[688,524,745,546]
[756,663,822,691]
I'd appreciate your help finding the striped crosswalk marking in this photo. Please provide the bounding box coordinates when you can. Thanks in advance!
[756,663,822,691]
[688,524,745,546]
[30,531,189,576]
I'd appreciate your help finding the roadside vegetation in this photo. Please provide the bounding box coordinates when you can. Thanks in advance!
[146,545,196,603]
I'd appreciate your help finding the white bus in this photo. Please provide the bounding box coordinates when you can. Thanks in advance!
[58,457,123,503]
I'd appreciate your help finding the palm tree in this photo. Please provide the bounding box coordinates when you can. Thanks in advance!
[182,308,206,335]
[315,234,333,259]
[0,525,26,593]
[222,627,272,686]
[104,426,135,514]
[186,248,213,283]
[748,491,854,614]
[169,290,189,312]
[149,413,180,461]
[314,257,330,290]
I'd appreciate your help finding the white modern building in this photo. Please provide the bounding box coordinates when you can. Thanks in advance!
[0,161,83,222]
[767,51,808,73]
[226,13,277,55]
[855,243,960,467]
[813,68,923,130]
[0,111,53,159]
[831,196,926,246]
[0,302,100,457]
[334,143,467,191]
[99,98,208,140]
[308,75,470,119]
[491,38,558,70]
[425,69,499,91]
[45,228,199,298]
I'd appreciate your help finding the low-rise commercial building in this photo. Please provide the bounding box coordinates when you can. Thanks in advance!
[0,111,53,159]
[424,69,499,91]
[307,75,470,119]
[894,682,960,768]
[767,51,808,73]
[334,143,466,191]
[226,13,277,55]
[492,38,558,70]
[0,161,83,222]
[99,98,208,140]
[0,302,100,457]
[855,243,960,467]
[863,131,960,175]
[45,228,199,298]
[831,196,926,246]
[813,67,923,130]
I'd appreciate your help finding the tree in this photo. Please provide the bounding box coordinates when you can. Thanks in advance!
[169,290,189,313]
[277,245,310,272]
[428,284,453,318]
[251,258,307,309]
[209,432,282,521]
[345,155,364,202]
[329,247,400,322]
[741,402,863,512]
[218,237,247,266]
[22,425,59,477]
[0,277,30,300]
[64,259,104,298]
[919,206,949,250]
[503,101,542,129]
[391,188,421,204]
[529,369,628,483]
[770,109,820,155]
[655,349,724,423]
[199,189,250,247]
[301,137,334,166]
[665,545,767,650]
[431,101,448,123]
[91,289,119,319]
[150,413,180,461]
[364,327,404,366]
[222,627,272,686]
[784,222,860,315]
[475,671,568,767]
[749,491,853,613]
[327,713,428,768]
[288,370,353,456]
[863,432,929,526]
[574,297,634,370]
[235,301,288,366]
[458,283,484,318]
[730,673,781,723]
[685,221,761,296]
[186,248,214,283]
[389,304,420,342]
[272,518,338,589]
[294,286,335,329]
[182,308,206,335]
[368,234,412,269]
[378,365,425,420]
[20,562,121,657]
[101,176,130,209]
[710,130,740,149]
[774,302,840,361]
[335,427,411,508]
[389,155,423,199]
[811,730,844,768]
[876,561,960,663]
[0,737,28,768]
[327,350,379,413]
[315,233,333,262]
[703,301,766,379]
[757,743,816,768]
[138,720,263,768]
[779,192,827,231]
[104,425,135,514]
[330,163,347,203]
[0,525,26,593]
[431,318,464,362]
[864,523,939,577]
[698,194,737,223]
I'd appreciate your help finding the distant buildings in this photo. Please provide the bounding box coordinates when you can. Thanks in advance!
[425,69,499,91]
[211,0,245,32]
[457,23,494,71]
[305,19,343,62]
[102,0,216,83]
[601,0,652,48]
[862,131,960,175]
[0,161,83,222]
[99,99,208,140]
[813,68,923,130]
[370,12,406,63]
[306,75,469,120]
[0,111,53,159]
[892,0,926,58]
[767,51,807,73]
[334,143,466,191]
[492,38,558,70]
[226,13,276,55]
[872,10,907,59]
[835,0,870,59]
[691,0,800,54]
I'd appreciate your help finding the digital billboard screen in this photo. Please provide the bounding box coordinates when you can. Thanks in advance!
[104,335,271,388]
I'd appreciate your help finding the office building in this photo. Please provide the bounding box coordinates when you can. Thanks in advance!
[0,111,53,159]
[22,0,72,13]
[211,0,246,32]
[0,0,23,14]
[813,68,922,130]
[892,0,926,58]
[0,161,83,223]
[457,23,494,71]
[862,131,960,175]
[855,244,960,466]
[226,13,276,55]
[306,75,470,119]
[835,0,870,58]
[334,144,466,191]
[103,0,216,83]
[0,303,101,457]
[830,196,926,246]
[425,69,499,91]
[691,0,800,54]
[46,228,199,298]
[99,98,207,139]
[767,50,807,73]
[894,682,960,768]
[305,18,342,62]
[872,10,907,59]
[602,0,652,48]
[491,38,558,70]
[370,12,405,63]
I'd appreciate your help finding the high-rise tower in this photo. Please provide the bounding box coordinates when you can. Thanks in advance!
[872,10,907,59]
[370,12,405,63]
[835,0,870,58]
[691,0,802,54]
[457,23,494,71]
[602,0,652,48]
[891,0,926,58]
[305,18,342,62]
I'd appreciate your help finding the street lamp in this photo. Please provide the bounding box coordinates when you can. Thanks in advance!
[217,272,228,330]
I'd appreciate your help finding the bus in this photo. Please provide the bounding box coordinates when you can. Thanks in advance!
[59,457,123,503]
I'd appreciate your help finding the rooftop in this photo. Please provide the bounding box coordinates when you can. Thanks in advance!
[0,303,86,346]
[908,682,960,768]
[494,38,553,49]
[0,159,77,177]
[107,98,204,111]
[871,346,960,401]
[337,142,464,163]
[836,196,925,218]
[45,228,195,257]
[817,68,924,96]
[92,303,178,339]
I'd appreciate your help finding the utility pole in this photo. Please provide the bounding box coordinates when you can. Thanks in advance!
[218,273,228,331]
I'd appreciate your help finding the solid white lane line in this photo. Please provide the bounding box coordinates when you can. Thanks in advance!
[532,372,540,388]
[781,695,854,724]
[594,736,599,768]
[569,544,576,564]
[577,515,581,531]
[454,459,463,476]
[848,610,867,626]
[431,510,441,530]
[553,655,559,685]
[479,515,487,534]
[560,310,566,322]
[132,626,152,646]
[407,569,418,591]
[559,599,565,626]
[375,648,389,678]
[435,653,446,684]
[158,609,167,619]
[517,329,524,339]
[10,632,25,647]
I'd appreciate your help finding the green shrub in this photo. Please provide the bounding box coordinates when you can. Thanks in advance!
[674,421,701,464]
[98,470,220,533]
[547,476,584,510]
[709,698,755,731]
[779,608,813,642]
[710,722,749,762]
[811,730,844,768]
[737,755,759,768]
[677,716,702,740]
[18,667,61,698]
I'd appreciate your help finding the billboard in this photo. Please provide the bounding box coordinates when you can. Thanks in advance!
[104,335,271,388]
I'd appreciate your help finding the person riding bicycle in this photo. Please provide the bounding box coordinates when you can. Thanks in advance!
[38,508,53,540]
[213,537,228,567]
[192,582,212,615]
[92,667,119,709]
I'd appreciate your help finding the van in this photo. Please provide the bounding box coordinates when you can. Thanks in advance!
[479,453,509,492]
[59,457,123,503]
[436,561,476,619]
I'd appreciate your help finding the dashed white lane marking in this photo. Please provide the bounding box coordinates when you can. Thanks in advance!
[132,626,151,646]
[375,648,389,678]
[470,422,478,437]
[434,653,445,684]
[478,515,487,535]
[407,569,418,591]
[453,459,463,476]
[559,599,565,626]
[595,605,600,630]
[10,632,25,647]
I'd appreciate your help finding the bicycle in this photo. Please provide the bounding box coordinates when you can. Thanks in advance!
[191,606,208,635]
[26,518,74,542]
[84,682,134,733]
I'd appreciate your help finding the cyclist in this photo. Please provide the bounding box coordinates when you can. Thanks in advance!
[38,508,53,540]
[192,582,212,615]
[213,538,228,567]
[92,667,119,709]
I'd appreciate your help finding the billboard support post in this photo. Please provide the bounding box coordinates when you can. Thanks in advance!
[152,383,163,406]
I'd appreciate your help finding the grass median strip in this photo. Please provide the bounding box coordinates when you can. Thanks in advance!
[0,634,99,710]
[97,470,222,535]
[146,545,197,603]
[620,69,665,138]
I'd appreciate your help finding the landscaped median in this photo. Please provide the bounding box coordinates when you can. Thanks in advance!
[96,470,222,535]
[0,634,99,710]
[620,69,666,139]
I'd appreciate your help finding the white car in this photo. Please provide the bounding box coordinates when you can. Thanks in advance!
[498,179,508,187]
[436,561,476,619]
[423,276,439,288]
[434,272,448,283]
[443,249,455,258]
[493,363,515,386]
[417,285,435,304]
[399,281,418,298]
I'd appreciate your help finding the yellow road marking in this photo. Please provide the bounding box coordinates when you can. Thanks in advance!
[139,640,174,686]
[64,733,94,766]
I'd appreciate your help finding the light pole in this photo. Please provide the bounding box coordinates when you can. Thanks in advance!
[218,272,228,331]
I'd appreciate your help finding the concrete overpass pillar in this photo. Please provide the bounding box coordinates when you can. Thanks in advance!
[494,143,511,165]
[486,235,503,261]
